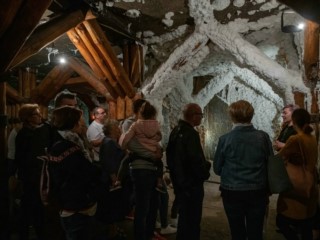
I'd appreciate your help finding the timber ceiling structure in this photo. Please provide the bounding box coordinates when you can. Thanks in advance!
[1,0,320,109]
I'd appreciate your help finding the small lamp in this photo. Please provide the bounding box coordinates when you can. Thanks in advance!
[281,11,305,33]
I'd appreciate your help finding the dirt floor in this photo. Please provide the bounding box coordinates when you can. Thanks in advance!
[9,176,286,240]
[117,180,285,240]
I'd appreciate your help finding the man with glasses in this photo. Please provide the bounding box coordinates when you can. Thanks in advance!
[166,103,210,240]
[87,107,108,161]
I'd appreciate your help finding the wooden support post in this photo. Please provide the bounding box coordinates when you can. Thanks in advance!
[116,97,125,120]
[304,20,319,113]
[293,91,305,109]
[108,101,117,120]
[125,97,133,118]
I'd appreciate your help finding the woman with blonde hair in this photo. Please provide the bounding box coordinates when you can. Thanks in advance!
[213,100,273,240]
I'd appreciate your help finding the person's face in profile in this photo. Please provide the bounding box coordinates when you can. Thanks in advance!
[282,107,293,124]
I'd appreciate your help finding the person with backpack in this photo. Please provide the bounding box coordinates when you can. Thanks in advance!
[166,103,211,240]
[44,106,100,240]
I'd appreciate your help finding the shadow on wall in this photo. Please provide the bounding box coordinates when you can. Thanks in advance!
[203,96,232,160]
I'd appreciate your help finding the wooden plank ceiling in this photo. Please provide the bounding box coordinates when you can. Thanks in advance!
[0,0,142,106]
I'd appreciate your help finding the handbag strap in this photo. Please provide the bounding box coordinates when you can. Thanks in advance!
[297,137,307,170]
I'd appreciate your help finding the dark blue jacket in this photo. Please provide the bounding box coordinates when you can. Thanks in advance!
[213,125,273,191]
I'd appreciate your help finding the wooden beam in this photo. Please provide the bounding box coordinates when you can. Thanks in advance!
[30,65,74,104]
[66,57,114,101]
[0,0,24,38]
[65,76,87,85]
[67,28,119,98]
[83,20,135,97]
[10,8,88,68]
[116,97,125,120]
[130,44,143,86]
[6,83,27,103]
[123,43,130,75]
[0,0,53,73]
[75,23,125,97]
[303,20,319,114]
[293,91,305,109]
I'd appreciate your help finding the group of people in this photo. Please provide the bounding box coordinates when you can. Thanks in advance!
[213,101,319,240]
[6,91,320,240]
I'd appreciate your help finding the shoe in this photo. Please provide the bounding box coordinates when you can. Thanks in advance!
[109,185,122,192]
[160,225,177,235]
[125,210,134,220]
[170,217,178,227]
[155,221,161,229]
[152,232,167,240]
[155,186,166,194]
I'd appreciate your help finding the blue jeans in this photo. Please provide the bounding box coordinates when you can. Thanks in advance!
[60,213,94,240]
[221,188,268,240]
[131,169,159,240]
[176,184,204,240]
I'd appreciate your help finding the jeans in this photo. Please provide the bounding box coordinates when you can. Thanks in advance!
[158,179,169,228]
[276,213,313,240]
[176,184,204,240]
[131,168,159,240]
[60,213,94,240]
[221,188,268,240]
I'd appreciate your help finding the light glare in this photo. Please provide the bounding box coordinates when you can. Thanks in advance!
[59,57,66,64]
[297,23,305,30]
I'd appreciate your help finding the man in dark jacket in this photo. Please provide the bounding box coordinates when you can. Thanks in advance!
[166,103,211,240]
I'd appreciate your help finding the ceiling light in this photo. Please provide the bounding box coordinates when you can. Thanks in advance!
[59,57,66,64]
[297,23,305,30]
[281,11,304,33]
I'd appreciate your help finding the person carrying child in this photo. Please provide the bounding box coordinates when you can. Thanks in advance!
[119,101,164,192]
[119,101,164,240]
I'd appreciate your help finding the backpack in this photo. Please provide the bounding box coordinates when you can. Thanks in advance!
[39,140,103,208]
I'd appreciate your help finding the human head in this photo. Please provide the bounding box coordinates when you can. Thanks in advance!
[182,103,203,127]
[54,90,77,108]
[132,99,147,115]
[139,102,157,120]
[51,106,82,131]
[291,108,313,134]
[281,104,299,126]
[92,107,107,123]
[19,104,42,127]
[228,100,254,124]
[103,119,121,139]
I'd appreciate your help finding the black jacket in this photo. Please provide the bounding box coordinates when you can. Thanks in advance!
[48,140,100,211]
[166,120,210,194]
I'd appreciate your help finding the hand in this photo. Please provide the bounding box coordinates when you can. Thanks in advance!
[273,140,285,150]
